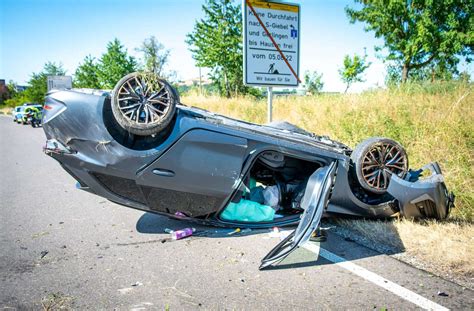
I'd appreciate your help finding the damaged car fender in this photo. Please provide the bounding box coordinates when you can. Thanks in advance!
[387,162,454,219]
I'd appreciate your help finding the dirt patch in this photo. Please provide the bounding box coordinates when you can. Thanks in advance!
[41,292,74,311]
[0,107,12,115]
[329,218,474,289]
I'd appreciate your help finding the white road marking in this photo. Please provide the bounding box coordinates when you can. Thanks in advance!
[302,242,449,311]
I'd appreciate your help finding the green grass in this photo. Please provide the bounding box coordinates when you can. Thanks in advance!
[183,81,474,221]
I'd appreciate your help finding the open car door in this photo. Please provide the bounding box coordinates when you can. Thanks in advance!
[260,161,337,270]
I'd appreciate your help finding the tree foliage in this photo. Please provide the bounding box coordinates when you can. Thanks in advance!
[346,0,473,82]
[386,59,463,85]
[186,0,247,97]
[6,81,18,98]
[4,92,31,107]
[304,71,324,95]
[1,81,14,105]
[97,38,137,89]
[136,36,170,77]
[339,53,371,93]
[4,62,66,106]
[74,55,101,89]
[25,62,66,103]
[4,81,23,107]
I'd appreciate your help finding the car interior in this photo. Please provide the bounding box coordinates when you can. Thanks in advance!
[219,151,323,223]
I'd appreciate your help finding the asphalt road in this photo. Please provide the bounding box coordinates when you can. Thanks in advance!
[1,115,472,310]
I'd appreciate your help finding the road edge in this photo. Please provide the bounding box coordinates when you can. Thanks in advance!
[326,221,473,290]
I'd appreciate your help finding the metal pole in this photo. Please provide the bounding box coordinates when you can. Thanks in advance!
[199,67,202,95]
[267,86,273,123]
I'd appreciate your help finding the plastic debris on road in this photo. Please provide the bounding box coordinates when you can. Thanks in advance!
[228,228,241,235]
[170,228,195,240]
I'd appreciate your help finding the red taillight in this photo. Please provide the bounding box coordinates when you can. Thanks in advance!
[42,98,66,124]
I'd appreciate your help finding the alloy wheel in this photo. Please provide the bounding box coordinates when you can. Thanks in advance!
[361,142,408,192]
[116,74,171,125]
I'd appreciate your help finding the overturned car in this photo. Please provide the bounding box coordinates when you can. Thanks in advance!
[42,72,454,269]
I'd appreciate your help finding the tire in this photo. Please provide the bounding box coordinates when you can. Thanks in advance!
[111,72,178,136]
[351,137,408,194]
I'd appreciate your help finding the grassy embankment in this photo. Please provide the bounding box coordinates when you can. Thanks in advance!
[183,82,473,282]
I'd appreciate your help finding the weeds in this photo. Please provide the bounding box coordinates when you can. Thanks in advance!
[41,292,74,311]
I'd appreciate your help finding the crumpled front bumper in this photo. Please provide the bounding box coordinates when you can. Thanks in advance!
[43,139,76,155]
[387,162,454,219]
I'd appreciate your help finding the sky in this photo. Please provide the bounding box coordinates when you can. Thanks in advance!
[1,0,472,93]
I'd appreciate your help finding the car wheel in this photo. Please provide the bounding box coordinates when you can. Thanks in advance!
[111,72,178,136]
[351,137,408,194]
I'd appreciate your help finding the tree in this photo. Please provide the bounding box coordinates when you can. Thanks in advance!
[4,92,31,108]
[304,71,324,95]
[339,53,371,93]
[386,59,471,85]
[136,36,170,77]
[346,0,473,83]
[6,80,18,98]
[25,62,66,103]
[74,55,101,89]
[458,71,471,83]
[186,0,245,97]
[97,38,137,89]
[1,80,15,105]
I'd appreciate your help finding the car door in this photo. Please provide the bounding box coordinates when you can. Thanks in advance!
[260,161,337,270]
[136,129,248,217]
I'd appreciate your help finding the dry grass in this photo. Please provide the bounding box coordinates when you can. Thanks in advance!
[0,106,12,115]
[394,220,473,276]
[183,82,474,221]
[336,219,474,286]
[41,292,74,310]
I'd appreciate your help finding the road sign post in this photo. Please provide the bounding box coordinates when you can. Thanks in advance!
[243,0,300,122]
[267,86,273,122]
